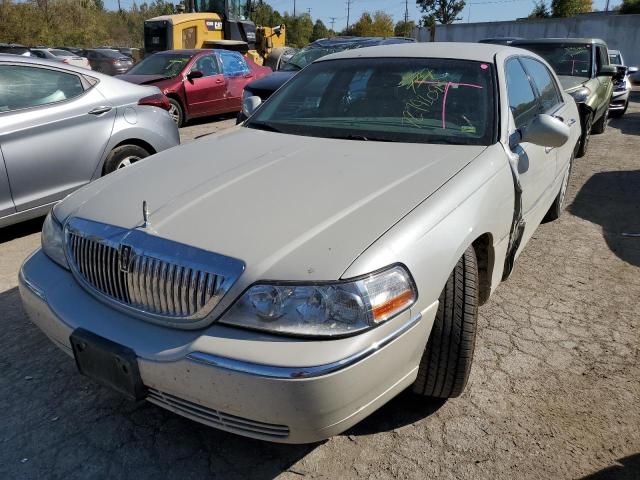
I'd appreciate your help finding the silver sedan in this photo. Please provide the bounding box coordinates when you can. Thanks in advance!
[0,54,180,227]
[19,43,580,443]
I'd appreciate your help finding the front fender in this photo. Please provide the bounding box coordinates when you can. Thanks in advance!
[342,144,514,314]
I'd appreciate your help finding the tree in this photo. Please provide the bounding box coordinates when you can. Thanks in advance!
[311,19,329,41]
[349,11,393,37]
[251,0,283,26]
[394,20,416,37]
[529,0,551,17]
[416,0,465,24]
[620,0,640,13]
[551,0,592,17]
[282,12,313,47]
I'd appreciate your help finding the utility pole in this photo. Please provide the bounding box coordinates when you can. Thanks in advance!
[329,17,337,31]
[293,0,296,16]
[404,0,409,37]
[605,0,610,11]
[346,0,353,32]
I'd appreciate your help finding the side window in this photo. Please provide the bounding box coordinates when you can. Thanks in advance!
[596,46,608,74]
[505,58,538,129]
[32,51,46,58]
[0,65,84,113]
[520,57,562,112]
[193,55,220,77]
[219,51,250,77]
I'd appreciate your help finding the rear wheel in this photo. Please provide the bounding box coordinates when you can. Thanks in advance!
[412,246,479,399]
[576,111,593,158]
[102,145,150,175]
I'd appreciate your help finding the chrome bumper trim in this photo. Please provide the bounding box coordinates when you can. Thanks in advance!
[186,313,422,379]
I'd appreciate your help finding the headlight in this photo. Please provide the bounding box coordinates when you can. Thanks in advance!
[569,86,590,103]
[42,210,69,269]
[220,265,417,337]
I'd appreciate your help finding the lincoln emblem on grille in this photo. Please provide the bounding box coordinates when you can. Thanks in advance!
[120,245,132,272]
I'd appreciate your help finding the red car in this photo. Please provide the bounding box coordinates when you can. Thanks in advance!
[117,49,271,126]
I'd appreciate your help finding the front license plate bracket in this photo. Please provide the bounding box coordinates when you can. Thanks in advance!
[70,328,147,402]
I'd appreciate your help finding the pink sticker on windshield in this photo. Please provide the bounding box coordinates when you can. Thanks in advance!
[480,64,489,70]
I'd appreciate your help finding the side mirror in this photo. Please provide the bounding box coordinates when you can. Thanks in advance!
[628,66,639,74]
[598,65,617,77]
[242,95,262,117]
[187,70,204,80]
[520,114,570,148]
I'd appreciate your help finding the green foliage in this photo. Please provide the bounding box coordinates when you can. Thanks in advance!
[529,0,551,17]
[250,0,283,27]
[0,0,174,47]
[346,11,394,37]
[281,12,313,47]
[551,0,592,17]
[620,0,640,13]
[416,0,465,24]
[311,20,329,42]
[394,20,416,37]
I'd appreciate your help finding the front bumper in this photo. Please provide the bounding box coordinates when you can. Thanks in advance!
[610,89,630,110]
[19,249,436,443]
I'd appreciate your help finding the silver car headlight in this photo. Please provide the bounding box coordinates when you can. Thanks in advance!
[42,210,69,270]
[220,265,417,337]
[569,86,590,103]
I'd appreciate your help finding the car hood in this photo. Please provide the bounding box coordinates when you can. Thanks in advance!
[558,75,590,92]
[116,73,175,86]
[245,71,296,96]
[57,128,485,281]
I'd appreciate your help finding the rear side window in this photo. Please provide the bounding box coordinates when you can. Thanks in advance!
[193,54,220,77]
[0,65,84,113]
[505,58,538,129]
[596,45,609,73]
[520,57,562,112]
[219,51,250,77]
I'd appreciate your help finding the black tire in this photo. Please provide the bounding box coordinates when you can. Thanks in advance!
[543,152,573,222]
[591,105,609,134]
[168,98,184,127]
[236,111,246,125]
[576,111,592,158]
[102,144,150,175]
[264,47,286,71]
[412,246,479,399]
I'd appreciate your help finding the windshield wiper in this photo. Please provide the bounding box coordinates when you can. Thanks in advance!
[329,133,396,142]
[246,121,284,133]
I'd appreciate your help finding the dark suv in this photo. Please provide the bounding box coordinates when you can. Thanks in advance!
[238,36,415,123]
[512,38,616,157]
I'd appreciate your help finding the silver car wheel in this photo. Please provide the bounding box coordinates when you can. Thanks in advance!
[168,104,180,124]
[116,155,140,170]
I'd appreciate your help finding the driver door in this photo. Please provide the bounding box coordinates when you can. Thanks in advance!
[183,54,227,116]
[0,147,15,220]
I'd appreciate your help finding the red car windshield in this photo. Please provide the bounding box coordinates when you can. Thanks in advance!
[127,54,192,77]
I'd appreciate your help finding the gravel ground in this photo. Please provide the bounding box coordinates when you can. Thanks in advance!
[1,96,639,480]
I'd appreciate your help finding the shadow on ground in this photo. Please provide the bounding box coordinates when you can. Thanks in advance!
[580,453,640,480]
[608,91,640,136]
[0,216,44,244]
[570,170,640,267]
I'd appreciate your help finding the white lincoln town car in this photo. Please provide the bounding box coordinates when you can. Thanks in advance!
[20,43,581,443]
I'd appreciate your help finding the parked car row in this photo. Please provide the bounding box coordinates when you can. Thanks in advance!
[17,41,586,443]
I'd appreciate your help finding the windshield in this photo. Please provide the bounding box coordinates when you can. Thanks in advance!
[247,58,496,145]
[51,49,74,57]
[609,53,622,65]
[127,54,192,77]
[282,47,350,71]
[518,43,592,77]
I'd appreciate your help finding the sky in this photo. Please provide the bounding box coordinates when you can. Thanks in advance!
[104,0,623,33]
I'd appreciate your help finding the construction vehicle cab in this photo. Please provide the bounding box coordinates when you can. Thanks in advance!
[144,0,285,64]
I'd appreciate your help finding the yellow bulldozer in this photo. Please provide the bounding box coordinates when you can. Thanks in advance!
[144,0,286,66]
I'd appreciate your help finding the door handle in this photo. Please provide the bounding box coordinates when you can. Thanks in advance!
[88,106,112,115]
[215,79,224,84]
[545,146,554,154]
[567,118,576,126]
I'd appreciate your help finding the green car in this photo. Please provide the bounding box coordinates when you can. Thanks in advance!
[512,38,616,157]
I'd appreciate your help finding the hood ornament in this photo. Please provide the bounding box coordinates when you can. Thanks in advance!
[142,200,151,228]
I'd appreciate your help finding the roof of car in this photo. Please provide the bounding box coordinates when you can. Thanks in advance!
[317,42,519,63]
[307,36,415,49]
[512,38,606,46]
[152,49,232,56]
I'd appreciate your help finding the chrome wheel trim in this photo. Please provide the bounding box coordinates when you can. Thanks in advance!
[168,104,180,124]
[116,155,139,170]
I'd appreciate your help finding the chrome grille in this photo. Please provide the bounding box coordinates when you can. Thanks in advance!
[147,388,290,439]
[64,218,244,326]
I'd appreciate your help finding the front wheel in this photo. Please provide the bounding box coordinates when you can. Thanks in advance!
[102,144,150,175]
[412,246,479,399]
[168,98,184,127]
[591,106,609,134]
